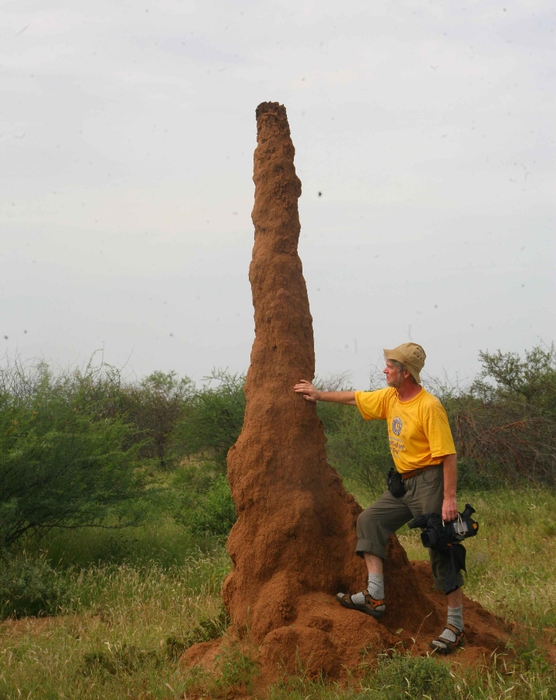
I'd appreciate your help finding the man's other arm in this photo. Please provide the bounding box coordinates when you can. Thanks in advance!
[441,453,458,522]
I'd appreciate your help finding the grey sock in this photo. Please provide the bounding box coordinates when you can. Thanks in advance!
[350,591,366,605]
[367,573,385,601]
[430,606,464,650]
[347,573,385,606]
[447,605,464,634]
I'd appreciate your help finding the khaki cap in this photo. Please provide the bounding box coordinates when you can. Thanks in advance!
[383,343,426,384]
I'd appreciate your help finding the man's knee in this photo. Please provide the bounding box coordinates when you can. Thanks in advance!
[356,538,387,560]
[356,506,393,560]
[356,506,381,532]
[430,551,465,592]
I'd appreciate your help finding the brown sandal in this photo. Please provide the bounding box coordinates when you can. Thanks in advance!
[336,592,386,619]
[430,624,465,654]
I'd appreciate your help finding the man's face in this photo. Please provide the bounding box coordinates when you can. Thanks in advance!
[384,360,405,388]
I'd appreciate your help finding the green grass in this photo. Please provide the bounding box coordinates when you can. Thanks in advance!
[266,652,556,700]
[1,488,555,699]
[0,548,231,699]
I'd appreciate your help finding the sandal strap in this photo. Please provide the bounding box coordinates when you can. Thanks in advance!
[364,593,385,608]
[435,624,463,644]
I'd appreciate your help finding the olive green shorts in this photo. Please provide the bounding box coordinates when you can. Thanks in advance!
[356,464,464,592]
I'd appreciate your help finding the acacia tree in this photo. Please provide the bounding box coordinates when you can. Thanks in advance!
[121,371,194,470]
[173,370,245,467]
[454,344,556,484]
[472,344,556,410]
[0,362,143,548]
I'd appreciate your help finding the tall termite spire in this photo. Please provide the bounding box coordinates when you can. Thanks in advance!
[222,102,385,677]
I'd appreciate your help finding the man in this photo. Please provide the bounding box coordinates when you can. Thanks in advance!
[294,342,464,654]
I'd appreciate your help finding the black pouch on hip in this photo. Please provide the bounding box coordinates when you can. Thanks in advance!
[387,468,406,498]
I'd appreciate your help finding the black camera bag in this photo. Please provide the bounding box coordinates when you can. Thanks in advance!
[387,468,406,498]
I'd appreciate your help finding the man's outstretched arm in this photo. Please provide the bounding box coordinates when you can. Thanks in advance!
[294,379,357,405]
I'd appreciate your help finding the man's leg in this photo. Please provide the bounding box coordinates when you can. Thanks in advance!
[361,553,386,611]
[337,490,411,618]
[429,585,465,653]
[363,552,383,574]
[447,587,463,608]
[406,468,466,653]
[446,586,464,638]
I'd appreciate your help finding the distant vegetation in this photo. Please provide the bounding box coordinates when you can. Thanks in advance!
[0,343,554,552]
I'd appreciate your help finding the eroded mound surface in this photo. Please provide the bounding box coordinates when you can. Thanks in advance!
[183,538,514,685]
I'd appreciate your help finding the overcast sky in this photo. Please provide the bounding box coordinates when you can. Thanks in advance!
[1,0,554,390]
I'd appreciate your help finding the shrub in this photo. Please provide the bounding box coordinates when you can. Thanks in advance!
[0,359,144,548]
[0,552,69,619]
[173,370,245,466]
[173,467,237,536]
[120,370,194,470]
[453,344,556,485]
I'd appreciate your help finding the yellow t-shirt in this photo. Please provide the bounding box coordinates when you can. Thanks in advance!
[354,387,456,474]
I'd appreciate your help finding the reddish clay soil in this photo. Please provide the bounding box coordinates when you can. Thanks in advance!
[180,102,554,691]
